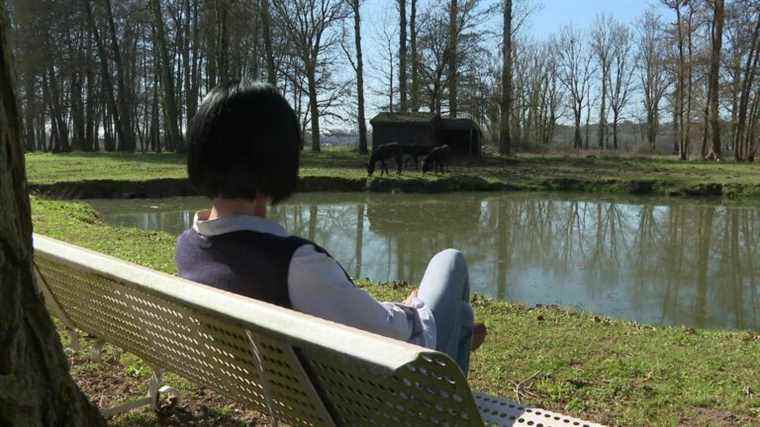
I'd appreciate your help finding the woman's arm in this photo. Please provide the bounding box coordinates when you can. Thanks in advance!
[287,244,436,348]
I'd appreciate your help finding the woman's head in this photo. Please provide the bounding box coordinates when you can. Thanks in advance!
[187,81,302,204]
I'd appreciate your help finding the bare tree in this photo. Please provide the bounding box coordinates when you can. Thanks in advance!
[556,25,594,149]
[103,0,134,151]
[607,20,635,150]
[271,0,349,152]
[369,8,399,113]
[399,0,408,112]
[637,7,672,152]
[417,4,449,114]
[591,14,614,149]
[707,0,725,159]
[730,0,760,160]
[662,0,688,159]
[500,0,513,155]
[448,0,458,117]
[261,0,277,86]
[344,0,368,154]
[84,0,125,152]
[410,0,419,111]
[150,0,184,152]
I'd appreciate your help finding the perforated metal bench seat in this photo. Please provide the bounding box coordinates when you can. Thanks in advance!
[33,234,603,426]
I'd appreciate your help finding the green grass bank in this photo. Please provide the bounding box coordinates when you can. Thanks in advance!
[25,151,760,199]
[32,198,760,426]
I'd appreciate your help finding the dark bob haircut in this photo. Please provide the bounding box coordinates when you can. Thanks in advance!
[187,81,302,204]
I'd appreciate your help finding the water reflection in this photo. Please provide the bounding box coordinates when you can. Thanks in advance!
[88,193,760,330]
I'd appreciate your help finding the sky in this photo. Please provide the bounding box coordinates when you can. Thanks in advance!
[345,0,667,127]
[525,0,654,38]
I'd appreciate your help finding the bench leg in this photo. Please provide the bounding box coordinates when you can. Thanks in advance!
[63,326,80,355]
[100,366,181,418]
[90,338,105,362]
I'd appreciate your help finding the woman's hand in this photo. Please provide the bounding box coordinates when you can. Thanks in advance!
[471,322,487,351]
[403,288,419,305]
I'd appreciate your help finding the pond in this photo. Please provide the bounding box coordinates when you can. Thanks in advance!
[87,192,760,331]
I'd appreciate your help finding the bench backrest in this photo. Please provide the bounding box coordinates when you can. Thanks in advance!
[33,234,483,426]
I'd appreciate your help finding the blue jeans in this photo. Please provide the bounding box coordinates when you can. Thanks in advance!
[418,249,473,375]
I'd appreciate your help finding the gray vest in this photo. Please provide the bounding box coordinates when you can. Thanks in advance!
[176,229,351,308]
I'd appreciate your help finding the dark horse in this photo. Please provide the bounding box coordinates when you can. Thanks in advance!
[401,145,434,171]
[422,145,451,174]
[367,143,403,176]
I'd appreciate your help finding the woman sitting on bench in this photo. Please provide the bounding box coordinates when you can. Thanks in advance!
[176,82,486,373]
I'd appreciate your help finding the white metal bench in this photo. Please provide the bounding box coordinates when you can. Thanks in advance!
[33,234,603,426]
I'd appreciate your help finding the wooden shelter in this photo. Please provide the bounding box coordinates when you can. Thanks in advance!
[369,112,481,157]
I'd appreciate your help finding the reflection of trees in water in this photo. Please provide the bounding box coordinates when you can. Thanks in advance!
[366,195,488,283]
[266,194,758,329]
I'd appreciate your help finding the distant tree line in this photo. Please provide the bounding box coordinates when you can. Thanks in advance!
[5,0,760,160]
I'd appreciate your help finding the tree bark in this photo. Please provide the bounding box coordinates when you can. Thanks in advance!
[104,0,135,152]
[708,0,724,159]
[734,16,760,161]
[308,67,321,152]
[675,4,687,160]
[83,0,126,153]
[150,0,184,152]
[410,0,418,112]
[351,0,368,154]
[84,48,97,152]
[261,0,277,86]
[684,6,694,160]
[216,0,229,86]
[0,5,105,424]
[499,0,512,155]
[189,0,201,121]
[398,0,407,112]
[447,0,458,117]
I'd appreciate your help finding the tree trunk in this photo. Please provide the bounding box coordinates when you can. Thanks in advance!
[104,0,135,152]
[398,0,407,112]
[574,109,582,149]
[448,0,458,117]
[675,5,687,160]
[410,0,418,112]
[84,52,97,152]
[0,6,105,423]
[352,0,368,154]
[189,0,201,121]
[684,7,694,160]
[734,17,760,161]
[216,0,229,86]
[151,0,184,152]
[23,77,36,152]
[702,77,711,158]
[598,70,607,149]
[308,66,321,152]
[708,0,724,159]
[261,0,277,86]
[70,71,86,151]
[499,0,512,155]
[151,71,161,153]
[647,109,657,152]
[586,94,592,149]
[84,0,126,153]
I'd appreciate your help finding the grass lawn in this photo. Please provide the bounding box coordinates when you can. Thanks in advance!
[32,197,760,426]
[25,150,760,198]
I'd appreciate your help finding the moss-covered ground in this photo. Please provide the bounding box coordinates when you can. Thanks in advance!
[25,150,760,198]
[32,198,760,426]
